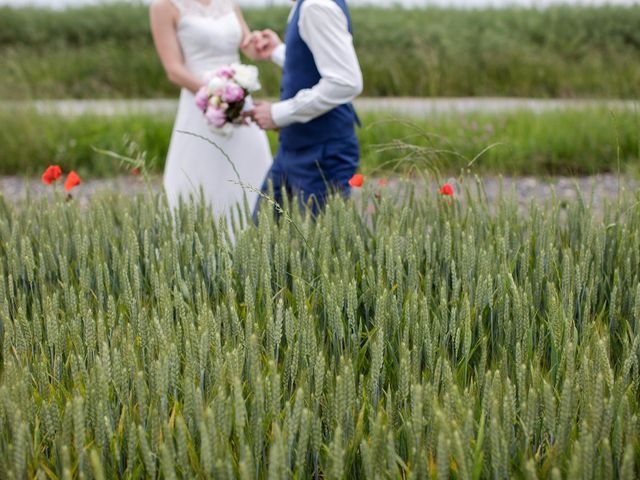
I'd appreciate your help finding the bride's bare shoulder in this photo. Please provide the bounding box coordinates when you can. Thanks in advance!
[150,0,179,17]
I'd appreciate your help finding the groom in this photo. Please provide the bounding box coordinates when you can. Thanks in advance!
[247,0,363,215]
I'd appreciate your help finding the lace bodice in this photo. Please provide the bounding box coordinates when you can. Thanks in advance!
[171,0,234,19]
[170,0,242,80]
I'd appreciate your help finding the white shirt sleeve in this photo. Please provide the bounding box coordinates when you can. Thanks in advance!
[271,0,363,128]
[270,44,286,68]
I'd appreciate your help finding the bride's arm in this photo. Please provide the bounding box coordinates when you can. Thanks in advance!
[234,7,261,61]
[150,0,203,93]
[234,5,284,64]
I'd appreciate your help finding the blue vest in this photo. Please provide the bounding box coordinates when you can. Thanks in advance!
[279,0,359,150]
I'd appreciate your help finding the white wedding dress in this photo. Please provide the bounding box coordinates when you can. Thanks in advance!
[163,0,272,221]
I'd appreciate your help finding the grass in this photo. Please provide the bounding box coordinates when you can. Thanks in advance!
[1,107,639,178]
[0,179,639,478]
[1,4,640,99]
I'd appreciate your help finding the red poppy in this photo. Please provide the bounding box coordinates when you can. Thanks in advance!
[131,167,140,176]
[439,183,454,196]
[64,171,81,192]
[378,178,388,187]
[349,173,364,188]
[41,165,63,185]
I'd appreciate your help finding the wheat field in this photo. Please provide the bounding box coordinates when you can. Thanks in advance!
[0,183,638,478]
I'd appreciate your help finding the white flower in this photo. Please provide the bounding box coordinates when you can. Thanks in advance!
[207,75,228,95]
[231,63,261,92]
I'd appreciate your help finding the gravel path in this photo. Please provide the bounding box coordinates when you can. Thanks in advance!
[2,174,636,213]
[3,97,638,118]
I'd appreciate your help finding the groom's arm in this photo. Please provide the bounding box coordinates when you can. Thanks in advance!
[270,0,363,128]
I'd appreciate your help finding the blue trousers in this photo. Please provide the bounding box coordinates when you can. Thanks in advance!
[256,133,360,216]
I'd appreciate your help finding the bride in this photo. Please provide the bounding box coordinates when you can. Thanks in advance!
[150,0,272,221]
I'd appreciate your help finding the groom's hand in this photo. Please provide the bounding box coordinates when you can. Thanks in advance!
[254,29,282,60]
[252,101,277,130]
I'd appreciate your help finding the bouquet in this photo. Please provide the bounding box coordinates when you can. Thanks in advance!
[195,63,261,136]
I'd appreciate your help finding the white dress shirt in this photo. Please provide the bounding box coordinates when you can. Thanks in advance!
[269,0,363,128]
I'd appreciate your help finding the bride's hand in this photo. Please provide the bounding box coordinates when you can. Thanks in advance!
[240,31,263,61]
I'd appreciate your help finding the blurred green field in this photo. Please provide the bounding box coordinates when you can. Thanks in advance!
[1,107,638,178]
[1,4,640,99]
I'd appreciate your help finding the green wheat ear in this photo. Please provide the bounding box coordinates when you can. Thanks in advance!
[0,183,638,478]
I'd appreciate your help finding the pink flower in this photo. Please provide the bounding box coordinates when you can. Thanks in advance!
[216,66,235,79]
[195,86,209,112]
[205,107,227,128]
[221,83,245,103]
